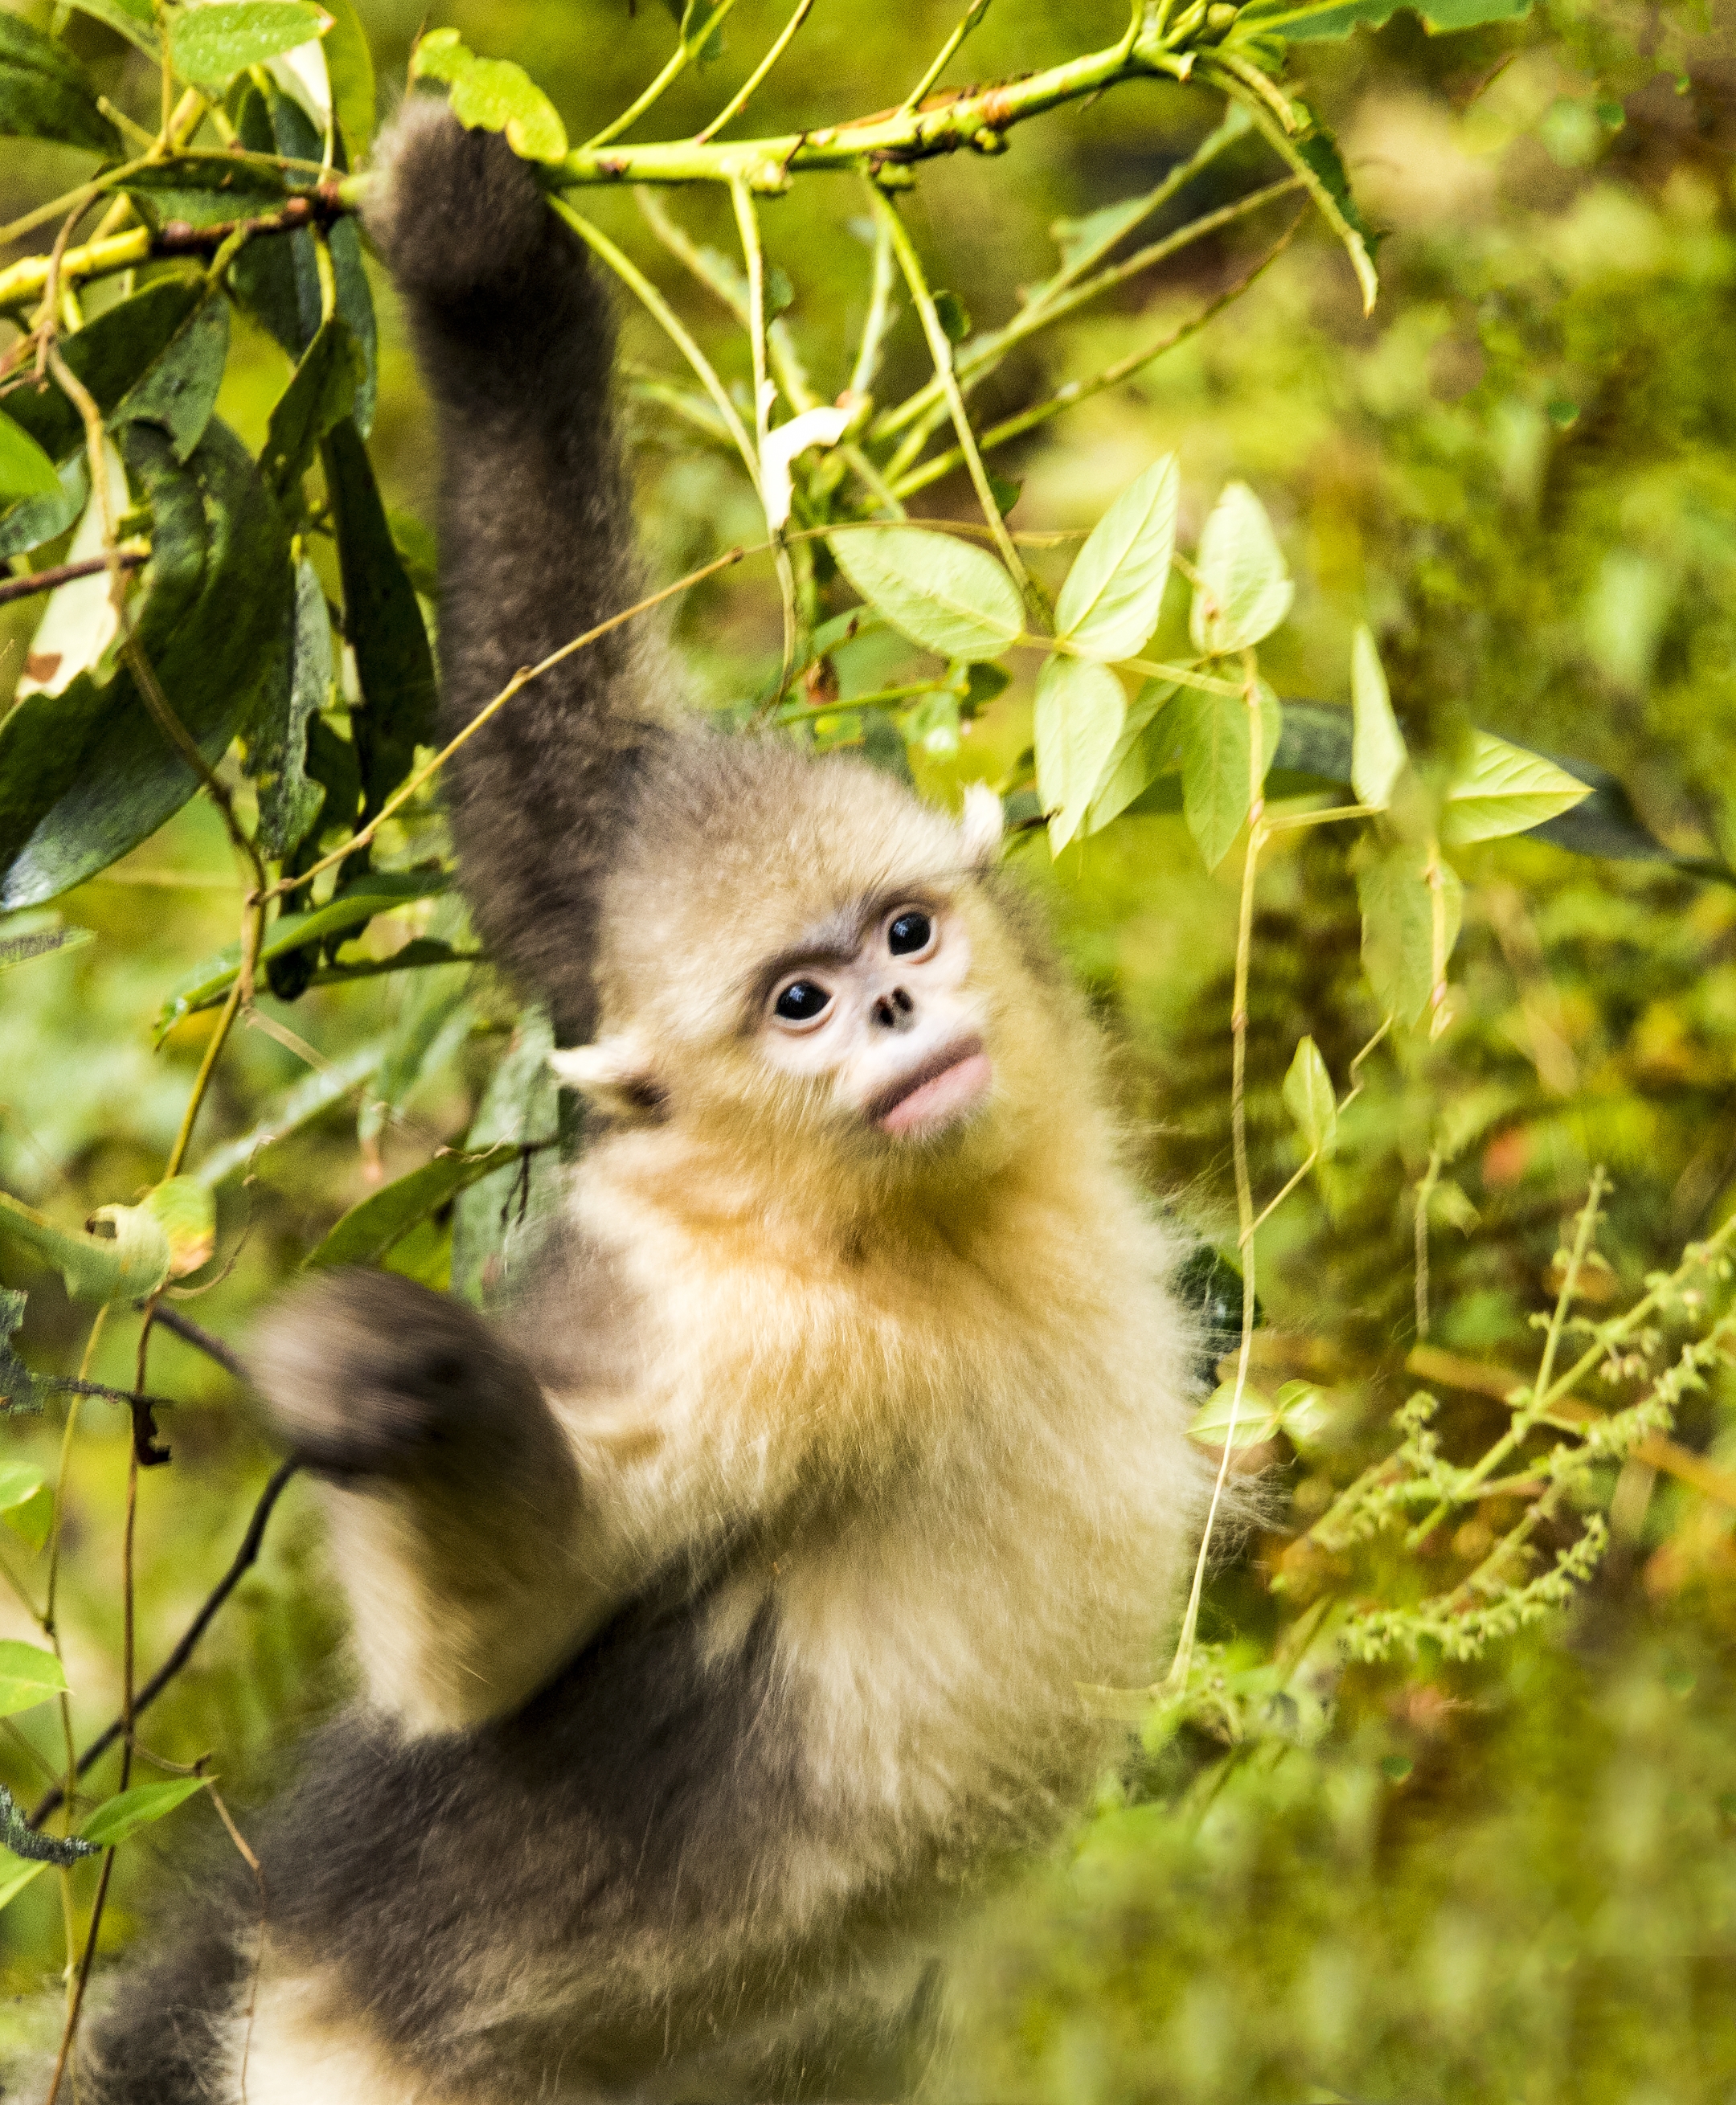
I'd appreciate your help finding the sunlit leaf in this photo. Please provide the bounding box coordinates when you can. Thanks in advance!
[170,2,332,87]
[0,414,59,507]
[1357,843,1463,1026]
[0,1640,68,1719]
[306,1145,525,1270]
[1440,732,1590,846]
[321,0,375,148]
[1187,1381,1280,1449]
[1189,482,1294,656]
[0,1186,171,1304]
[1085,679,1177,833]
[0,13,120,154]
[1350,625,1406,809]
[1054,455,1180,662]
[411,27,569,162]
[1177,682,1284,871]
[80,1775,207,1849]
[0,1460,52,1555]
[830,529,1023,663]
[1034,655,1127,853]
[134,1177,216,1280]
[1282,1036,1338,1160]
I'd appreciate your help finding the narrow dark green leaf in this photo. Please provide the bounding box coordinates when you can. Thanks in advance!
[154,869,448,1036]
[0,280,201,465]
[0,422,291,909]
[60,0,159,57]
[80,1775,207,1848]
[0,14,120,154]
[252,559,330,859]
[321,420,436,813]
[307,1145,525,1270]
[110,297,230,463]
[260,316,359,504]
[122,153,286,231]
[322,0,375,149]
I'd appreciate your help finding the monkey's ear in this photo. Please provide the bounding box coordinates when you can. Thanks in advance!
[547,1035,663,1117]
[959,781,1004,869]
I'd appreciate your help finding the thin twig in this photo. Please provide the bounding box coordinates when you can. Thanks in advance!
[898,0,993,114]
[145,1307,245,1382]
[583,0,748,150]
[696,0,815,141]
[731,178,799,693]
[0,550,149,608]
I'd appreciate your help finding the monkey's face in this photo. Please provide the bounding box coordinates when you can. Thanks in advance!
[751,892,992,1145]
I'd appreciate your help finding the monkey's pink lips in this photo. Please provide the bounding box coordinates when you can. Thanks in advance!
[870,1038,992,1138]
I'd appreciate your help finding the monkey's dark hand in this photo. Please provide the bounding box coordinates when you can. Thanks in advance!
[249,1270,547,1482]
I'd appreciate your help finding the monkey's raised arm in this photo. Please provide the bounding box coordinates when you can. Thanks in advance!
[366,104,671,1042]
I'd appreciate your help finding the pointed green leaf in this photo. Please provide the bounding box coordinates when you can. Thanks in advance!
[80,1775,207,1849]
[1187,1382,1279,1449]
[1350,625,1406,809]
[0,1461,52,1555]
[1357,844,1463,1026]
[1085,678,1177,833]
[0,13,121,154]
[321,0,375,149]
[195,1042,384,1187]
[1282,1036,1337,1159]
[1441,731,1589,846]
[0,1640,68,1719]
[321,420,436,814]
[1189,482,1293,656]
[252,560,333,859]
[1054,455,1180,662]
[411,28,568,162]
[1034,655,1127,853]
[307,1145,525,1271]
[1177,682,1283,871]
[0,1189,171,1304]
[109,296,230,464]
[0,414,59,507]
[170,2,332,88]
[122,153,289,232]
[829,529,1022,664]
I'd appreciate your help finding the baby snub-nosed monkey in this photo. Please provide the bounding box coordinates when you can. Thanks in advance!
[88,95,1207,2105]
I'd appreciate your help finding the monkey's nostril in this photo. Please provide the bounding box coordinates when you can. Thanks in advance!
[891,988,913,1015]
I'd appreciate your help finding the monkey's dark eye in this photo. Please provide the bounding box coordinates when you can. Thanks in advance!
[773,980,832,1026]
[887,911,933,957]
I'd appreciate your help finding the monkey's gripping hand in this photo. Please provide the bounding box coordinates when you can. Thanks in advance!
[250,1272,587,1730]
[250,1269,549,1482]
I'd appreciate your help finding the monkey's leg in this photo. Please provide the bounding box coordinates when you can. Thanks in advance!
[250,1270,585,1732]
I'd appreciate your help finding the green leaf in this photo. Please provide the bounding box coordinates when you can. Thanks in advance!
[1349,625,1406,809]
[137,1177,216,1280]
[170,2,332,87]
[0,452,85,563]
[0,923,93,974]
[306,1145,526,1270]
[194,1042,384,1186]
[59,0,158,58]
[0,1784,94,1865]
[0,13,121,154]
[1190,483,1293,657]
[1177,682,1283,871]
[110,295,230,463]
[0,1640,68,1719]
[411,27,569,162]
[155,870,448,1038]
[0,1862,47,1911]
[80,1775,207,1849]
[321,0,375,149]
[0,414,59,507]
[261,318,359,506]
[452,1013,559,1305]
[1085,680,1178,833]
[0,1187,172,1304]
[1440,731,1589,846]
[932,289,971,343]
[251,559,332,860]
[388,510,439,598]
[1357,843,1463,1026]
[355,932,473,1149]
[122,153,286,230]
[1187,1381,1280,1449]
[0,1461,53,1555]
[1054,455,1180,663]
[321,420,437,814]
[0,1290,48,1417]
[829,529,1022,663]
[0,422,292,910]
[1034,655,1127,854]
[1282,1035,1337,1160]
[1235,0,1532,39]
[0,280,201,468]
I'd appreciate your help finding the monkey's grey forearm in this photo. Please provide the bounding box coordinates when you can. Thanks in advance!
[251,1270,586,1729]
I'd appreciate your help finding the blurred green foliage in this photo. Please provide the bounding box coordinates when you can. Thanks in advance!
[6,0,1736,2098]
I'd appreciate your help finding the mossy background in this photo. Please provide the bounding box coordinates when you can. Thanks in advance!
[6,0,1736,2097]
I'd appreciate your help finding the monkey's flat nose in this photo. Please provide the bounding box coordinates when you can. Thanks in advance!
[871,987,917,1030]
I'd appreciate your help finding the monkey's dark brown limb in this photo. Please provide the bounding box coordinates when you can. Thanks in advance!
[27,1456,299,1830]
